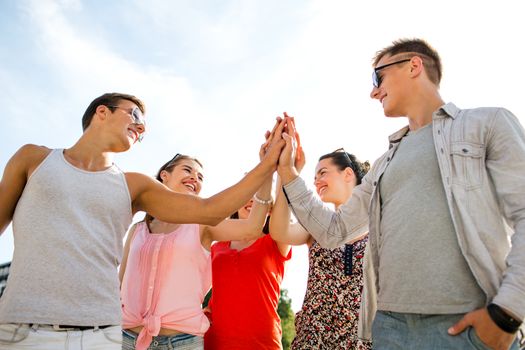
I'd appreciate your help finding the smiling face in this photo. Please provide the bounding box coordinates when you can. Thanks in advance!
[369,54,413,118]
[100,99,146,151]
[369,39,443,119]
[160,159,204,196]
[111,105,145,144]
[314,158,355,208]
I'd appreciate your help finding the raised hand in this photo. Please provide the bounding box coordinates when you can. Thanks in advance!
[260,117,286,171]
[286,114,305,173]
[259,125,274,161]
[277,113,300,184]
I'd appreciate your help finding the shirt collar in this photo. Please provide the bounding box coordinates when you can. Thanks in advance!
[437,102,460,119]
[387,102,460,145]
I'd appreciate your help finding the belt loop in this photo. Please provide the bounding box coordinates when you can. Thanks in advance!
[30,324,39,331]
[93,326,99,332]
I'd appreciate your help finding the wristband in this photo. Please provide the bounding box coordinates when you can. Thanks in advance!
[487,303,522,334]
[253,194,272,205]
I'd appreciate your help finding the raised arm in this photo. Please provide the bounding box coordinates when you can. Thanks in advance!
[129,118,286,226]
[201,127,279,247]
[282,176,371,248]
[201,175,272,249]
[270,178,311,245]
[0,145,50,235]
[278,116,371,248]
[270,136,311,246]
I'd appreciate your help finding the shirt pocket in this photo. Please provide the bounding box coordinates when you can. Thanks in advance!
[450,142,485,190]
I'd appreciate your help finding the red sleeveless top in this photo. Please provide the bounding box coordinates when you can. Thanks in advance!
[204,234,291,350]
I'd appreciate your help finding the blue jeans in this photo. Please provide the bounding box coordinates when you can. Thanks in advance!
[372,311,520,350]
[122,329,203,350]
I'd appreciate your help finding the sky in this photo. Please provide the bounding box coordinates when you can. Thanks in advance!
[1,0,525,311]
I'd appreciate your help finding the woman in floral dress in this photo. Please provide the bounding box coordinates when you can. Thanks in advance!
[270,148,372,349]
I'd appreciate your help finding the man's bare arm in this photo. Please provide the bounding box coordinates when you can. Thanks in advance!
[0,145,50,234]
[128,118,286,226]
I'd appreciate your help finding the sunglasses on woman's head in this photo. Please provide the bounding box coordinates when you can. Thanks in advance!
[165,153,182,169]
[332,148,354,169]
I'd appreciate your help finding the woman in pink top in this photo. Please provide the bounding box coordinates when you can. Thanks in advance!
[120,146,273,349]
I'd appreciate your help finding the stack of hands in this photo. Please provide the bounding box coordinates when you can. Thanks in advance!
[258,112,306,185]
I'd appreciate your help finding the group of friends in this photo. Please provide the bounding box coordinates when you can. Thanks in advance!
[0,38,524,350]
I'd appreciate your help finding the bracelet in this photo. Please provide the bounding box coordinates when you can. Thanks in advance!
[253,194,272,205]
[487,303,522,334]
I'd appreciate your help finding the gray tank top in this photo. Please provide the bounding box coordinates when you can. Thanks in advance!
[0,149,132,325]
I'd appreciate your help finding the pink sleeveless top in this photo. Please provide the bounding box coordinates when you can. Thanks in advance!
[121,222,211,350]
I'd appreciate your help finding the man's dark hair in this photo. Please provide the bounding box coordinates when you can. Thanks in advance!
[373,38,442,86]
[81,93,146,131]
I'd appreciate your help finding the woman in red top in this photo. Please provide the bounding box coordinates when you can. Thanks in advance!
[204,196,292,350]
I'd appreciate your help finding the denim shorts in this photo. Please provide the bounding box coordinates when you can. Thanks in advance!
[122,329,203,350]
[372,311,520,350]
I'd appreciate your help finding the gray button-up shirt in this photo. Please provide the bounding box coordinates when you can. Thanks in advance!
[283,103,525,339]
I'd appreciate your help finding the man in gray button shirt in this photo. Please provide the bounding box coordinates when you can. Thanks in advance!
[278,39,524,349]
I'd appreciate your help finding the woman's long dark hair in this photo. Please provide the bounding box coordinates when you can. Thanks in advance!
[319,150,370,185]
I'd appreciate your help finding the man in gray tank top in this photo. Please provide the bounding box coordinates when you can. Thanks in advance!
[0,92,286,349]
[278,39,524,349]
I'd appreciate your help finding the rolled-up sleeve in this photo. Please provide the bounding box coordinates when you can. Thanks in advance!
[283,174,373,249]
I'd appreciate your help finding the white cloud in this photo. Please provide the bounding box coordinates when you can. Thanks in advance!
[2,0,525,311]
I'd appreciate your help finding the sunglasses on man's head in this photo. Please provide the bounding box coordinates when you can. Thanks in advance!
[372,58,411,88]
[107,105,146,141]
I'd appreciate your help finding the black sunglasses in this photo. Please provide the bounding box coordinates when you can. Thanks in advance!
[164,153,182,169]
[331,147,354,169]
[372,58,411,88]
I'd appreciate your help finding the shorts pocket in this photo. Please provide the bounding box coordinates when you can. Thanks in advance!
[101,325,122,344]
[122,329,136,350]
[0,323,30,344]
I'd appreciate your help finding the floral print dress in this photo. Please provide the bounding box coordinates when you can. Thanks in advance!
[291,236,372,350]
